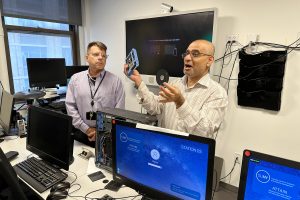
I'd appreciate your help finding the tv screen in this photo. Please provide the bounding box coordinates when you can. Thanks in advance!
[0,90,14,136]
[27,58,67,88]
[238,149,300,200]
[126,8,217,85]
[112,120,215,200]
[26,106,74,170]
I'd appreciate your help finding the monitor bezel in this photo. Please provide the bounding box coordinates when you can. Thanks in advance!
[27,58,67,88]
[238,149,300,199]
[112,119,215,200]
[0,90,14,136]
[125,8,218,86]
[26,106,74,170]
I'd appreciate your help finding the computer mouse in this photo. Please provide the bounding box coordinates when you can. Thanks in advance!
[46,190,68,200]
[50,181,71,192]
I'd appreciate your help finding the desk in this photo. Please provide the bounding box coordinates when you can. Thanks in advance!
[1,137,238,200]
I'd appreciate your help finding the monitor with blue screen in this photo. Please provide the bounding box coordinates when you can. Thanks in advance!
[112,120,215,200]
[238,149,300,200]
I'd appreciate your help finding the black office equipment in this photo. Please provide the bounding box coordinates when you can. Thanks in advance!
[0,90,16,136]
[14,106,74,193]
[112,120,215,200]
[5,151,19,161]
[238,149,300,200]
[14,157,68,193]
[48,101,66,110]
[126,8,217,85]
[95,107,157,172]
[65,65,89,79]
[237,49,287,111]
[0,147,27,200]
[104,180,122,192]
[27,58,67,88]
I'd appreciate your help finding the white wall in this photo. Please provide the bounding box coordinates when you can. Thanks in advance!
[81,0,300,187]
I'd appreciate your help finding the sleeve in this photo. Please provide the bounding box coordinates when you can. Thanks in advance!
[114,77,126,109]
[136,81,164,115]
[176,90,228,138]
[65,77,89,134]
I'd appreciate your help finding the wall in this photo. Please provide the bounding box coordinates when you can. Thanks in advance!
[0,10,10,91]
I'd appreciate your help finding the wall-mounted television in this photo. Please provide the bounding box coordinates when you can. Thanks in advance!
[126,8,217,85]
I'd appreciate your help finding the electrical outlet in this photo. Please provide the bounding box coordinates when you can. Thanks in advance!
[227,34,239,44]
[234,152,242,164]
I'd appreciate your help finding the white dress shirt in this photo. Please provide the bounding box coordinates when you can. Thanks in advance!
[137,74,228,138]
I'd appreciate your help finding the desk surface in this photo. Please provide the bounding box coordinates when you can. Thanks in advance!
[1,136,237,200]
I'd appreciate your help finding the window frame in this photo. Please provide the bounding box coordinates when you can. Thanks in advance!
[1,16,80,94]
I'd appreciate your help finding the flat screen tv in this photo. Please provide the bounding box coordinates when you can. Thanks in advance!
[112,120,215,200]
[126,8,217,85]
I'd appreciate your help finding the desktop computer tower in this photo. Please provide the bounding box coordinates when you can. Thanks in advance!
[95,108,157,172]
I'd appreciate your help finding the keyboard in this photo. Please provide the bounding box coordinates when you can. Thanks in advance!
[48,101,66,109]
[14,157,67,193]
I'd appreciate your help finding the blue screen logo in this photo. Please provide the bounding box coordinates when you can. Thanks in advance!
[256,170,270,183]
[150,149,160,160]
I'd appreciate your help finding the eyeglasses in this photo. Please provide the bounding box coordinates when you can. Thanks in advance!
[181,50,212,59]
[90,53,109,59]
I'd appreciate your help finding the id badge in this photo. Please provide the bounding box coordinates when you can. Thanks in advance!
[86,111,96,120]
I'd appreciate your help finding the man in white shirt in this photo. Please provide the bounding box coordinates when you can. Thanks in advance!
[124,40,228,138]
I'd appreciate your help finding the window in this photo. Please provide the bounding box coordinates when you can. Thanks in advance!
[3,17,76,92]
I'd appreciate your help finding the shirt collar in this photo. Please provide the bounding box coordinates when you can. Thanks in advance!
[182,73,211,88]
[86,69,106,79]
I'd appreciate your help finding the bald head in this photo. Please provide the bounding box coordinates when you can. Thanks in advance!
[191,40,215,57]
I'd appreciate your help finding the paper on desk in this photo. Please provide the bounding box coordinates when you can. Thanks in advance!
[86,157,100,175]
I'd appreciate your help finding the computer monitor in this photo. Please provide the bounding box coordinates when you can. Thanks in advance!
[238,149,300,200]
[0,147,27,200]
[0,90,15,136]
[112,120,215,200]
[65,65,89,79]
[126,8,217,85]
[27,58,67,88]
[0,84,3,111]
[27,106,74,170]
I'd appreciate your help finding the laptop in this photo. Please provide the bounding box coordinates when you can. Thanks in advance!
[238,149,300,200]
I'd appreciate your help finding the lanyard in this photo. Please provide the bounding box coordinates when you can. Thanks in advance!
[87,71,106,107]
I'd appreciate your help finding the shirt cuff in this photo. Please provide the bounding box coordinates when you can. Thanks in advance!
[80,123,89,134]
[177,100,192,119]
